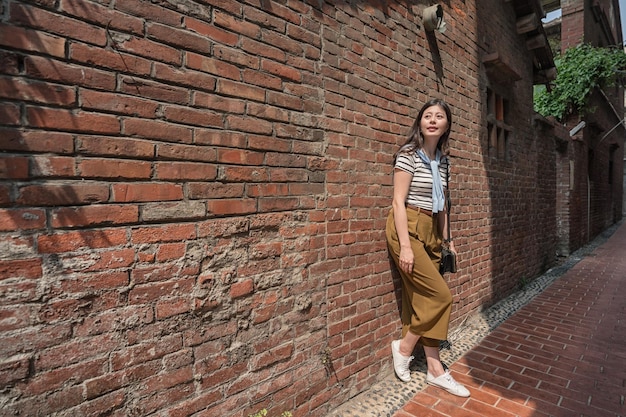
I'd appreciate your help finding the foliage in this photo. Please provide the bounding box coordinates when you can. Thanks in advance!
[534,43,626,120]
[248,409,292,417]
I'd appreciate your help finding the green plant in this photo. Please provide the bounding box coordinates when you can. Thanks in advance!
[248,408,292,417]
[518,276,530,290]
[534,43,626,120]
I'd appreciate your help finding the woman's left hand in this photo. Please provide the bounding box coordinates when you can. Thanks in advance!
[448,240,457,254]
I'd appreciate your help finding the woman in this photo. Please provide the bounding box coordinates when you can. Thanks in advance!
[386,99,469,397]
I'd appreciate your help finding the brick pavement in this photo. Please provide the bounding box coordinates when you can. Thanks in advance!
[395,222,626,417]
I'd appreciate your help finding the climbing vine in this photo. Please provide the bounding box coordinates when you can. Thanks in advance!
[534,43,626,120]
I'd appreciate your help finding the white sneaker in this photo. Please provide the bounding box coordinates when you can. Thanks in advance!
[391,340,413,382]
[426,370,470,397]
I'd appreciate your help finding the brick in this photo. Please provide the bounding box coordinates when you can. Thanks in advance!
[0,24,65,57]
[25,55,117,90]
[162,348,194,371]
[0,102,21,125]
[138,384,196,416]
[80,89,159,118]
[119,75,188,104]
[247,183,289,197]
[59,270,129,293]
[132,264,190,285]
[30,156,76,177]
[124,118,193,143]
[111,35,181,65]
[147,22,212,55]
[0,51,20,75]
[153,62,217,92]
[17,183,110,206]
[214,44,260,69]
[79,158,151,179]
[66,390,126,417]
[162,105,224,128]
[230,279,254,299]
[72,248,136,272]
[111,183,183,202]
[217,149,265,165]
[60,0,144,35]
[156,143,217,162]
[36,333,122,371]
[185,52,240,80]
[69,42,152,76]
[227,115,273,134]
[0,353,31,386]
[188,182,245,199]
[240,37,285,61]
[251,343,293,371]
[76,136,155,159]
[10,2,107,45]
[0,129,74,153]
[220,166,269,182]
[6,385,85,416]
[0,208,46,231]
[0,157,29,179]
[73,306,153,337]
[269,168,308,182]
[84,361,160,399]
[141,201,206,221]
[23,357,107,396]
[261,59,302,82]
[267,91,304,111]
[37,229,127,253]
[207,199,257,215]
[242,68,283,90]
[51,204,139,228]
[262,30,304,56]
[213,9,261,38]
[217,79,266,102]
[128,279,193,304]
[154,161,218,181]
[247,135,292,152]
[115,0,182,26]
[185,16,238,45]
[26,107,120,134]
[195,130,247,147]
[0,76,76,106]
[131,223,196,244]
[155,242,186,261]
[155,297,190,319]
[163,389,222,417]
[0,258,42,280]
[247,103,290,122]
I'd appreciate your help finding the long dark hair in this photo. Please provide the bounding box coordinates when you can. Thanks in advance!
[394,98,452,163]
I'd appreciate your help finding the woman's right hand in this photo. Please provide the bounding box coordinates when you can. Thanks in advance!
[399,246,414,273]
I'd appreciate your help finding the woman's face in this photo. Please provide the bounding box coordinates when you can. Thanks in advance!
[420,104,449,140]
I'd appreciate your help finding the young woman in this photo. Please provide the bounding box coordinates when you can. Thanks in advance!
[385,99,469,397]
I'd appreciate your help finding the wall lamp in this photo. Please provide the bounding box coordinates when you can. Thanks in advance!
[423,5,447,33]
[569,121,586,137]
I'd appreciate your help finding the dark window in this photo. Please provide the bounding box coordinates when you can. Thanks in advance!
[487,89,512,161]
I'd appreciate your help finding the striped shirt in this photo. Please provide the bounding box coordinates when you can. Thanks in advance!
[395,151,449,211]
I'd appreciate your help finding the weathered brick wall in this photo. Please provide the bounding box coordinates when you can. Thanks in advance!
[0,0,573,416]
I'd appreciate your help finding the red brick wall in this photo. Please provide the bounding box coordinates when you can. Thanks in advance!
[558,0,625,253]
[0,0,589,416]
[473,0,560,304]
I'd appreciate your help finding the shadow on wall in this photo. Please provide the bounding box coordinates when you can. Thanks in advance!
[0,10,131,393]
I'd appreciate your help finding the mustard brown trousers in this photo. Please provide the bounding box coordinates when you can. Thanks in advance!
[386,207,453,348]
